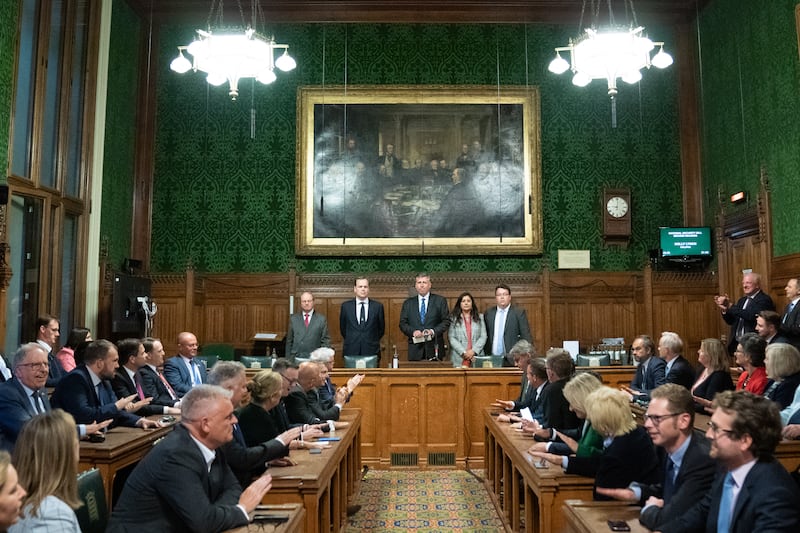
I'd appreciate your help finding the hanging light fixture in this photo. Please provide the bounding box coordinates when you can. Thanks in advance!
[547,0,673,126]
[170,0,296,100]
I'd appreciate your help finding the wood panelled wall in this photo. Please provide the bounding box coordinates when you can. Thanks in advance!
[143,268,722,366]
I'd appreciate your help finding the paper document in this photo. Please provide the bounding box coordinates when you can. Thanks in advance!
[254,333,277,340]
[519,407,534,422]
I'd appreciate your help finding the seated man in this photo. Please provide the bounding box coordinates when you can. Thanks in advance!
[107,385,273,532]
[494,357,548,423]
[310,347,364,404]
[51,339,159,430]
[112,338,179,416]
[163,331,206,397]
[492,340,535,411]
[538,348,581,431]
[285,362,348,425]
[138,337,181,408]
[621,334,666,399]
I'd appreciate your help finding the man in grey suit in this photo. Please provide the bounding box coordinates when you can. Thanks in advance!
[285,291,331,361]
[484,284,533,366]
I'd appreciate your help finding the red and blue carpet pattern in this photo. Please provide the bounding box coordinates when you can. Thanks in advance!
[346,469,504,531]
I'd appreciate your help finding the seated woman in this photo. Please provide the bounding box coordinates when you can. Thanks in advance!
[447,292,486,367]
[734,333,769,395]
[529,386,659,500]
[10,410,81,532]
[237,370,326,452]
[55,328,92,373]
[527,372,604,458]
[0,451,25,533]
[691,338,735,413]
[764,343,800,409]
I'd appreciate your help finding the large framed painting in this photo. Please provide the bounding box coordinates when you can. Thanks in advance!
[295,85,542,256]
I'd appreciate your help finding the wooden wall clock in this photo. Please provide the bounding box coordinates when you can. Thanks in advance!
[602,187,632,245]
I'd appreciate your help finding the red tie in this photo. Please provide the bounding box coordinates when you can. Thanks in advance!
[304,313,310,327]
[158,370,177,400]
[134,373,145,401]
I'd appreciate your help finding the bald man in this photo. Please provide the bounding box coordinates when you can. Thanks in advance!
[163,332,207,397]
[285,292,331,361]
[284,362,348,425]
[715,273,775,356]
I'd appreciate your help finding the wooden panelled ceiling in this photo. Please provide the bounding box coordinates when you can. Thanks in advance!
[127,0,706,26]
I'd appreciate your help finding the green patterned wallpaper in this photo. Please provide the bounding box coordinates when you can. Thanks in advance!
[149,23,683,273]
[100,0,141,269]
[0,0,19,182]
[698,0,800,257]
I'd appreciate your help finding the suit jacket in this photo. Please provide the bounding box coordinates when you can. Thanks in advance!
[107,424,249,533]
[51,366,140,428]
[9,495,81,533]
[399,293,451,361]
[665,355,695,391]
[46,349,66,387]
[765,371,800,409]
[138,365,180,407]
[284,388,340,424]
[691,369,734,412]
[111,367,166,416]
[722,290,775,354]
[163,355,207,397]
[567,426,660,500]
[484,305,533,366]
[220,422,288,487]
[285,311,331,360]
[340,299,385,357]
[780,300,800,349]
[237,402,284,446]
[548,420,604,457]
[0,378,51,452]
[630,356,667,393]
[448,314,487,366]
[539,378,581,431]
[638,430,716,532]
[671,459,800,533]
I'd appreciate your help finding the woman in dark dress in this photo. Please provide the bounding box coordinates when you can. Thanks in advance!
[691,338,735,413]
[764,343,800,409]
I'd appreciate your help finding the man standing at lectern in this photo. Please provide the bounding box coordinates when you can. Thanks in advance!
[484,284,533,367]
[399,273,450,361]
[340,277,385,360]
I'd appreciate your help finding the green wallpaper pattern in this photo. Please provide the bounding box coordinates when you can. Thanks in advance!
[150,23,683,273]
[0,0,19,182]
[100,0,141,270]
[699,0,800,257]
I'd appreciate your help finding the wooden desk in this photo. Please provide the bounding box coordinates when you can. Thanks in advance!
[484,409,595,533]
[261,409,362,533]
[225,504,304,533]
[563,500,648,533]
[78,421,175,507]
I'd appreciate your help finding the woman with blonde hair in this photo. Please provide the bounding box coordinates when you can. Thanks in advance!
[0,451,25,532]
[10,410,80,532]
[764,343,800,409]
[527,372,604,457]
[691,338,734,413]
[529,386,659,500]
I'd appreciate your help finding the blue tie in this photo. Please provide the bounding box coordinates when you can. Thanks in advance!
[717,472,735,533]
[420,298,427,323]
[191,361,202,386]
[97,382,114,405]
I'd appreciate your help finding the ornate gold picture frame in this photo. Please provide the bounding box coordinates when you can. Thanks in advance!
[295,85,542,256]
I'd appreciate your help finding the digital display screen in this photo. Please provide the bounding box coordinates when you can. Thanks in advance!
[660,227,712,257]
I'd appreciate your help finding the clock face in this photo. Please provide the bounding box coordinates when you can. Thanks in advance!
[606,197,629,218]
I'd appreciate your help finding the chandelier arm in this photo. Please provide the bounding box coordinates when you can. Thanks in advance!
[578,0,587,34]
[606,0,614,26]
[627,0,640,28]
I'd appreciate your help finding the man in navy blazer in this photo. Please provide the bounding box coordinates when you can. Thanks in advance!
[779,278,800,349]
[484,284,533,366]
[399,273,450,361]
[285,291,331,361]
[163,331,207,397]
[715,272,775,356]
[340,277,385,358]
[51,339,159,430]
[112,338,179,416]
[596,384,716,532]
[624,335,667,399]
[138,337,181,408]
[658,331,695,391]
[107,385,273,532]
[0,343,52,451]
[670,390,800,532]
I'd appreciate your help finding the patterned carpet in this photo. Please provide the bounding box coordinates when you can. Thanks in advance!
[345,469,505,532]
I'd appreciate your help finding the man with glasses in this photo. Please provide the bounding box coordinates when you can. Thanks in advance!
[596,384,715,531]
[672,390,800,532]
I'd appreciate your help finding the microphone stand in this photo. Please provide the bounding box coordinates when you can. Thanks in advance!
[427,331,441,361]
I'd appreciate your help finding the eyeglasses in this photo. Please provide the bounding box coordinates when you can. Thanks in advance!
[707,420,736,439]
[18,362,49,370]
[642,412,680,425]
[280,373,298,386]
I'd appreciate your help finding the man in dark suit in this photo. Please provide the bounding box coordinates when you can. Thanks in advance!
[0,343,51,451]
[780,278,800,349]
[670,390,800,532]
[107,385,273,532]
[285,291,331,361]
[51,339,159,430]
[340,277,385,359]
[112,338,179,416]
[624,334,667,399]
[596,384,716,532]
[399,273,450,361]
[138,337,181,408]
[538,349,580,431]
[756,310,791,345]
[496,356,549,424]
[492,340,535,411]
[484,284,533,366]
[163,331,207,397]
[658,332,695,391]
[715,272,776,356]
[285,362,348,425]
[34,314,66,387]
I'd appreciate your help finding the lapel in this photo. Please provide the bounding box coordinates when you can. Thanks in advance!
[12,380,39,417]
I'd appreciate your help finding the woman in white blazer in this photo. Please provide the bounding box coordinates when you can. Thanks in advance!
[448,292,487,367]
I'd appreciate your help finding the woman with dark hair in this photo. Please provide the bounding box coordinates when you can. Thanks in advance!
[55,328,92,373]
[447,292,486,367]
[0,451,25,532]
[691,338,735,413]
[735,333,768,395]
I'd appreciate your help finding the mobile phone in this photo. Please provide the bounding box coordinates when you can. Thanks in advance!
[252,513,290,524]
[309,448,322,454]
[88,433,105,443]
[607,520,631,532]
[533,458,548,469]
[317,437,341,442]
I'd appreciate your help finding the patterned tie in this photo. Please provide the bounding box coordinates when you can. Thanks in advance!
[158,370,177,400]
[420,298,427,323]
[716,472,736,533]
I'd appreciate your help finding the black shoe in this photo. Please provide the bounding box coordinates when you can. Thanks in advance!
[361,465,369,480]
[347,504,362,516]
